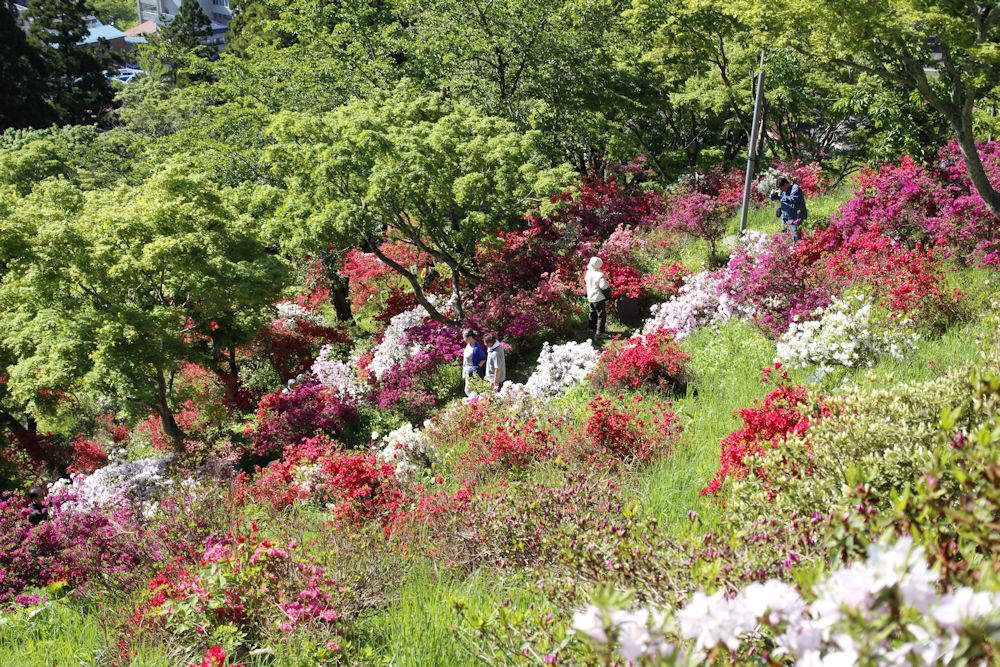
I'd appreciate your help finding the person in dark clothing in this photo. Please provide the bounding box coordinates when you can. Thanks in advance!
[770,177,808,242]
[27,486,46,526]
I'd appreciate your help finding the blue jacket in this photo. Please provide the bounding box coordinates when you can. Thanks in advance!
[777,184,808,222]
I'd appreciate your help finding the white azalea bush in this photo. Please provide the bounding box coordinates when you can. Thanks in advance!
[376,422,434,482]
[48,455,175,517]
[573,537,1000,666]
[776,295,917,377]
[274,300,331,329]
[368,298,440,380]
[499,340,600,400]
[645,271,732,340]
[312,345,368,400]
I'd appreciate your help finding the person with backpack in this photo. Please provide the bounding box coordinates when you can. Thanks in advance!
[770,176,808,243]
[585,257,611,338]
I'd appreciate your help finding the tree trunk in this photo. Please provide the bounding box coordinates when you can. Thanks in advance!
[953,111,1000,220]
[329,273,353,323]
[155,369,185,446]
[450,268,464,321]
[368,237,456,325]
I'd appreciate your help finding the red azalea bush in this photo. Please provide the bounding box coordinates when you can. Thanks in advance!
[591,328,690,394]
[641,260,690,301]
[249,380,360,460]
[68,439,108,474]
[257,319,352,384]
[702,365,820,496]
[810,228,965,328]
[189,647,244,667]
[459,416,555,477]
[582,395,681,466]
[239,437,401,525]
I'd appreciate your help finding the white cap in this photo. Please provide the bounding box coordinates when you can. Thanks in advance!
[588,257,603,270]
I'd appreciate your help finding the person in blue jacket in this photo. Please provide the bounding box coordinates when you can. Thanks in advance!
[462,328,487,396]
[770,176,808,243]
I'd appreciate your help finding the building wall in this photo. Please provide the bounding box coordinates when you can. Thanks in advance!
[137,0,231,26]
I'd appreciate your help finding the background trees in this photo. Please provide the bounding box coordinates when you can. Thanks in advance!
[26,0,115,126]
[266,88,574,322]
[0,167,288,445]
[757,0,1000,218]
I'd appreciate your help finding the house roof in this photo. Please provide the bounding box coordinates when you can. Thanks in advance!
[125,20,159,36]
[79,24,126,45]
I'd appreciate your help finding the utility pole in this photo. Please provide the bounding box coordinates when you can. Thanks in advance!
[739,51,767,236]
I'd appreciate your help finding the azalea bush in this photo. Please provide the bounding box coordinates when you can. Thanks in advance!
[501,340,601,399]
[719,233,830,337]
[574,537,1000,666]
[249,380,360,460]
[48,455,175,516]
[644,271,731,340]
[129,522,347,658]
[776,294,918,376]
[702,365,818,497]
[238,436,401,524]
[591,328,690,394]
[726,371,970,524]
[661,188,727,260]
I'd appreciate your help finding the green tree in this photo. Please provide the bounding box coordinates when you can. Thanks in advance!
[754,0,1000,218]
[0,167,289,445]
[0,0,54,130]
[26,0,115,126]
[159,0,211,50]
[90,0,137,28]
[265,87,573,322]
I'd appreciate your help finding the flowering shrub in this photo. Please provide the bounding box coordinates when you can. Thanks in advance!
[582,395,680,466]
[68,439,108,474]
[311,346,368,401]
[49,455,175,516]
[776,294,917,376]
[702,365,816,496]
[500,340,600,400]
[574,537,1000,665]
[641,261,690,302]
[719,233,830,336]
[661,189,726,259]
[132,522,345,655]
[591,328,689,394]
[257,317,351,384]
[188,647,244,667]
[376,423,434,482]
[644,271,730,340]
[810,229,965,330]
[249,379,359,459]
[241,437,401,524]
[459,416,555,477]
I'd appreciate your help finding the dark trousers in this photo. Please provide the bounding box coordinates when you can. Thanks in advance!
[588,300,607,336]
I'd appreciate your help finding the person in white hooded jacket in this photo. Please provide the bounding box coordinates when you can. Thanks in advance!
[585,256,610,337]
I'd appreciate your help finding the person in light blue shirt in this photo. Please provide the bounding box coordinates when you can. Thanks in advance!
[770,177,808,242]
